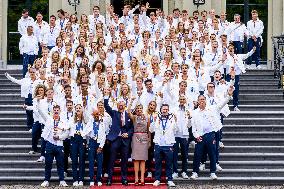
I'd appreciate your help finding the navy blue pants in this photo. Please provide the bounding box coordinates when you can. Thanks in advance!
[173,137,189,174]
[25,94,33,129]
[22,53,36,77]
[70,134,86,182]
[226,74,240,108]
[31,121,42,152]
[108,137,130,182]
[44,142,64,181]
[201,130,221,164]
[41,138,47,157]
[193,132,216,174]
[88,138,103,182]
[103,140,111,175]
[154,145,174,181]
[63,138,70,172]
[233,41,243,54]
[247,37,261,66]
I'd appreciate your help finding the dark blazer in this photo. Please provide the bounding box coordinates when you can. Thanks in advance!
[104,98,133,142]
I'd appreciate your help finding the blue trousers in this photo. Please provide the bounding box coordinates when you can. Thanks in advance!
[233,41,243,54]
[173,137,189,173]
[44,142,65,181]
[226,74,240,108]
[31,121,42,152]
[154,145,174,181]
[247,37,261,66]
[63,138,70,172]
[25,94,33,129]
[193,132,216,174]
[201,130,221,164]
[41,138,47,157]
[108,137,130,182]
[88,138,103,182]
[70,134,86,182]
[22,53,36,77]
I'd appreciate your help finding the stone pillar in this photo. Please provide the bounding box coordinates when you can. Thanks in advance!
[0,0,8,68]
[163,0,169,15]
[168,0,175,15]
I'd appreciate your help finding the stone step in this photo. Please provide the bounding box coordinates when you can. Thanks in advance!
[222,131,284,139]
[240,75,274,79]
[0,100,24,105]
[0,89,21,94]
[0,105,23,111]
[0,70,22,74]
[239,100,284,105]
[0,125,28,131]
[222,138,284,146]
[229,111,284,118]
[240,84,278,90]
[0,74,22,80]
[0,94,23,100]
[0,166,284,178]
[0,118,26,125]
[219,146,284,153]
[224,118,284,125]
[239,89,283,94]
[0,111,26,118]
[239,94,283,100]
[222,125,284,132]
[229,105,284,111]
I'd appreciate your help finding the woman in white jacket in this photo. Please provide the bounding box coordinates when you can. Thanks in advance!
[69,103,87,187]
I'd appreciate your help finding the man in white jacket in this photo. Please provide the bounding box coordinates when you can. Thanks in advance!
[150,104,177,187]
[190,86,234,180]
[38,104,69,187]
[82,109,106,187]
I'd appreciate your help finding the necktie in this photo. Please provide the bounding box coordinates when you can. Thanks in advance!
[121,112,124,127]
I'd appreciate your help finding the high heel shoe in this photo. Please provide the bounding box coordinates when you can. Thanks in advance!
[140,182,145,186]
[134,181,139,186]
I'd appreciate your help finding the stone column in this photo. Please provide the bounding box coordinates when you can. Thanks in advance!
[163,0,169,15]
[0,0,8,68]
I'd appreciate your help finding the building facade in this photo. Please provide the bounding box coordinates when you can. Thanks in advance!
[0,0,282,67]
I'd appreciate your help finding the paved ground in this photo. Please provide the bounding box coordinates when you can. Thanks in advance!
[1,185,284,189]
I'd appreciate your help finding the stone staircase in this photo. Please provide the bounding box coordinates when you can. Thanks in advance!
[0,69,284,185]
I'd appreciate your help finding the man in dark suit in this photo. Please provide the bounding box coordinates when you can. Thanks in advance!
[103,88,133,186]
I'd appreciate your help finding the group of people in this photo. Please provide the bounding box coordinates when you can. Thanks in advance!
[7,2,264,187]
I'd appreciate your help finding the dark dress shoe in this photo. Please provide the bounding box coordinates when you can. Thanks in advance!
[106,180,112,186]
[122,180,128,186]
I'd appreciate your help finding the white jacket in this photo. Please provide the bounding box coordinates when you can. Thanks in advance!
[191,95,231,138]
[81,117,106,148]
[6,73,33,98]
[149,114,177,145]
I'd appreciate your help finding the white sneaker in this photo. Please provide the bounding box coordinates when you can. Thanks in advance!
[153,180,160,186]
[147,172,152,178]
[190,172,198,180]
[37,156,45,162]
[28,151,36,154]
[103,173,108,177]
[190,141,196,148]
[246,65,251,69]
[199,163,205,171]
[172,172,179,179]
[78,181,83,186]
[219,141,225,148]
[256,65,262,69]
[40,181,49,187]
[73,181,79,186]
[210,173,218,180]
[59,181,68,187]
[128,158,132,162]
[97,182,102,186]
[167,181,176,187]
[234,107,240,111]
[90,182,94,186]
[28,129,32,133]
[181,172,189,179]
[216,164,223,172]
